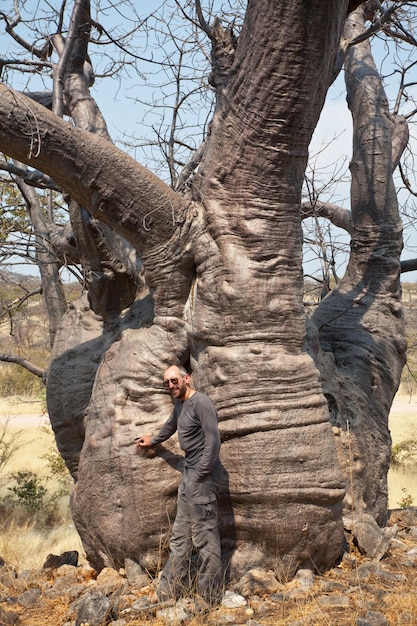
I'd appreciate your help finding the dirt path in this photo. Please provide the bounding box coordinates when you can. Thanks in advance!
[0,397,50,429]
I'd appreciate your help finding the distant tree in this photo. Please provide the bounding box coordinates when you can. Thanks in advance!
[0,0,416,578]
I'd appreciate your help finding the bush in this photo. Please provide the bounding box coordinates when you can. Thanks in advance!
[0,421,23,475]
[7,470,47,513]
[391,437,417,468]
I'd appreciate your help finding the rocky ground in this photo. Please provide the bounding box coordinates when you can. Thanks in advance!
[1,509,417,626]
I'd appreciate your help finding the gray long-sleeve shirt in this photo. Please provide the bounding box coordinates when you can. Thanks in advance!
[151,391,222,481]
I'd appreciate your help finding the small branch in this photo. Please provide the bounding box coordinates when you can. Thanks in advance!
[175,140,206,191]
[346,2,397,50]
[0,353,47,380]
[0,287,43,322]
[0,160,61,191]
[195,0,214,40]
[399,162,417,197]
[390,115,409,171]
[302,201,353,234]
[401,259,417,274]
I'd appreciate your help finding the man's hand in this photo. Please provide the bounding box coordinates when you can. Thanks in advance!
[135,434,153,448]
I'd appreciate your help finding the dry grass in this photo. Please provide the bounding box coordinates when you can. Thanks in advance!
[388,392,417,508]
[0,411,84,571]
[0,518,84,570]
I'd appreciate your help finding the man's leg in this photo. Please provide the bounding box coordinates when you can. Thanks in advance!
[191,499,223,605]
[157,490,193,600]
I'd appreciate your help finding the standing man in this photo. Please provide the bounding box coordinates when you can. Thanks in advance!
[136,364,223,606]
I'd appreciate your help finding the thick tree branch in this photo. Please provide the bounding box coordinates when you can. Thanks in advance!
[0,84,182,253]
[302,201,353,234]
[15,168,68,345]
[0,353,46,380]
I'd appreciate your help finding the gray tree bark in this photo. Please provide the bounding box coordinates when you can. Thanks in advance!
[0,0,406,578]
[310,4,406,524]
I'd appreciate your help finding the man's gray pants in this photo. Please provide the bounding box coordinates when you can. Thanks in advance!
[158,467,222,604]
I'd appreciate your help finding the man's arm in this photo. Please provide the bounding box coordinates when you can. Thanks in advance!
[136,407,178,448]
[194,395,221,480]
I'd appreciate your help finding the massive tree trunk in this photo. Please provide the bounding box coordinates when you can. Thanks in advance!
[310,4,406,524]
[0,0,405,578]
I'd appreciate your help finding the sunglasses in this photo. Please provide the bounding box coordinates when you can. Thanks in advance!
[162,377,181,388]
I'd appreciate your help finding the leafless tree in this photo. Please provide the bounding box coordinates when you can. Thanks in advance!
[0,0,416,579]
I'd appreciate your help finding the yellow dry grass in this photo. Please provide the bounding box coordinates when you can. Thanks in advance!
[388,392,417,508]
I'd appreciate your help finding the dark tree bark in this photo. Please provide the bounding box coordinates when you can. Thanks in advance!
[0,0,406,579]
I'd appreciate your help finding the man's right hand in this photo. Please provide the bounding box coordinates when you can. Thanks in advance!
[136,434,153,448]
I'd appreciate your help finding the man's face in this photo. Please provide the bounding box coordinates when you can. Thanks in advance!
[163,367,189,401]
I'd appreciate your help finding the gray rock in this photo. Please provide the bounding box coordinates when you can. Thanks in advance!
[355,561,406,584]
[349,514,391,560]
[71,590,112,626]
[406,546,417,558]
[293,568,314,591]
[0,606,20,625]
[95,567,126,594]
[156,598,195,625]
[234,568,280,596]
[356,610,389,626]
[16,588,42,607]
[123,558,150,588]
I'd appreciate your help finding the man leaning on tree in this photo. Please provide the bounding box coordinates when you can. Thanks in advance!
[136,364,223,606]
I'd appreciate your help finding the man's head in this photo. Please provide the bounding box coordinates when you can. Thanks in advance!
[163,364,191,401]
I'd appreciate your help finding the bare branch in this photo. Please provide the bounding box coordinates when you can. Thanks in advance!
[399,162,417,197]
[401,258,417,273]
[52,0,91,117]
[0,287,42,322]
[0,8,51,59]
[302,201,353,234]
[0,353,46,380]
[0,160,61,191]
[195,0,214,41]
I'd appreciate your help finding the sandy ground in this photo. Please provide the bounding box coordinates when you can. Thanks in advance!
[0,398,50,429]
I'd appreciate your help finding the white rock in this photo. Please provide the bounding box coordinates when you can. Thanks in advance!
[221,590,247,608]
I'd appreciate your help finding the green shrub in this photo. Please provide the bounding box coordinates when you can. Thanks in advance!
[7,470,47,513]
[397,487,414,509]
[41,446,72,499]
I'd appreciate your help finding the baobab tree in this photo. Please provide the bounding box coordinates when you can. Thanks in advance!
[0,0,415,578]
